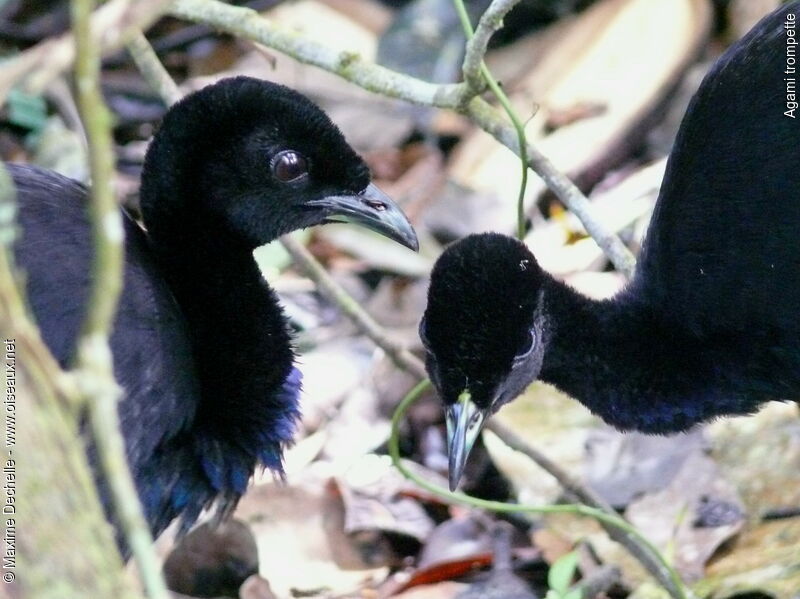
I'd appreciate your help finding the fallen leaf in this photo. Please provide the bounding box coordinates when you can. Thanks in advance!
[335,454,437,544]
[625,452,745,581]
[583,427,706,508]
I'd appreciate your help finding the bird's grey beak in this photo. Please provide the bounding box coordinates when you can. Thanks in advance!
[445,390,488,491]
[310,183,419,251]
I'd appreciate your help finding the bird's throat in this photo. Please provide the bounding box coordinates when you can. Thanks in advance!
[537,277,754,433]
[156,226,299,479]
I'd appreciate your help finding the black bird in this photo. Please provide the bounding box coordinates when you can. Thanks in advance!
[12,76,418,539]
[420,3,800,489]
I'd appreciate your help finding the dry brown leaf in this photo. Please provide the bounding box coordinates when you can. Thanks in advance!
[625,453,745,581]
[334,454,436,544]
[234,472,389,597]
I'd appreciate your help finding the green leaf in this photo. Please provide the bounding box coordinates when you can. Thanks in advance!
[6,89,47,132]
[548,551,579,595]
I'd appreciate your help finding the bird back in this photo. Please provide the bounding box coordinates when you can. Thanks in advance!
[636,3,800,340]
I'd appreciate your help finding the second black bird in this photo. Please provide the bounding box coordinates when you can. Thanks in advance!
[420,3,800,489]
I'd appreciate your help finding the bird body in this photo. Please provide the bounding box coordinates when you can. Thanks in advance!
[421,3,800,488]
[13,77,418,538]
[14,166,205,535]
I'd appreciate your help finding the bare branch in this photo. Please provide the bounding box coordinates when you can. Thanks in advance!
[70,0,167,595]
[168,0,636,274]
[170,0,469,107]
[127,31,183,106]
[461,0,524,97]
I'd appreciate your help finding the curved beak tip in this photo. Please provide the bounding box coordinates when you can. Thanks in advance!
[363,182,418,251]
[445,395,486,492]
[315,183,419,252]
[448,467,464,492]
[404,231,420,253]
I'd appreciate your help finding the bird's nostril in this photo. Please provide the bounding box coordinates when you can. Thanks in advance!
[365,199,387,211]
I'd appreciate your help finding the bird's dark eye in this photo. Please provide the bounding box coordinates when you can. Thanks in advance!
[272,150,309,182]
[419,316,430,349]
[513,329,536,364]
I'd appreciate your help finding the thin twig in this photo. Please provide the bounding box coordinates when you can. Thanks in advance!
[71,0,168,597]
[280,236,427,379]
[462,0,524,91]
[574,565,621,598]
[170,0,468,106]
[73,4,124,343]
[127,30,183,106]
[105,0,284,67]
[451,0,529,240]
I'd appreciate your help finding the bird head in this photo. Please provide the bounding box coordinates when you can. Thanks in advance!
[421,233,546,489]
[141,76,418,251]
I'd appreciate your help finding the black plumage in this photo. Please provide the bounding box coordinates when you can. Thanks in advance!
[420,4,800,488]
[13,77,418,539]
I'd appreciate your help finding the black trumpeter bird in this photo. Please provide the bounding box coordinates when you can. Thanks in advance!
[12,76,418,540]
[420,3,800,489]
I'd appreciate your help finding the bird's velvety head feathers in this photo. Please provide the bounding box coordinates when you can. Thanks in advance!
[422,233,546,409]
[140,76,417,252]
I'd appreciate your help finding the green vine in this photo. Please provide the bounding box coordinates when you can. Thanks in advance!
[388,379,690,599]
[452,0,529,239]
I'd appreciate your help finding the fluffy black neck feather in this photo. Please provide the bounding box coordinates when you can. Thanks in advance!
[536,276,775,433]
[160,215,298,475]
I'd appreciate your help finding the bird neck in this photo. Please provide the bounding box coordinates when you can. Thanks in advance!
[537,276,754,433]
[150,212,300,491]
